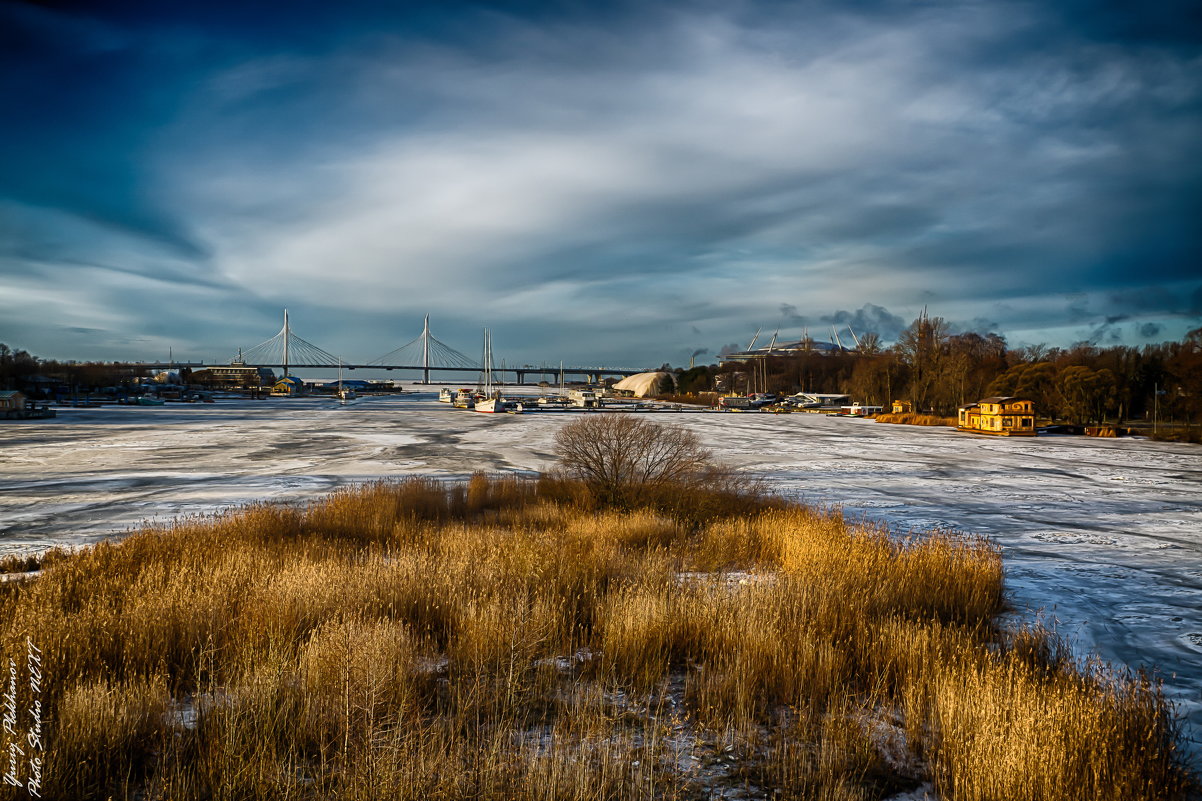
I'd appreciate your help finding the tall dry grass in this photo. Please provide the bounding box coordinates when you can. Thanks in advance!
[0,475,1192,800]
[652,392,720,407]
[874,412,958,427]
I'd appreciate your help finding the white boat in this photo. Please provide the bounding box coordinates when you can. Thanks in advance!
[476,393,523,414]
[452,389,477,408]
[474,329,508,413]
[568,389,601,408]
[475,393,504,413]
[537,363,569,407]
[335,358,356,404]
[439,387,454,403]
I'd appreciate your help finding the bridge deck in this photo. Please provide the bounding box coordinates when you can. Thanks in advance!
[126,363,647,377]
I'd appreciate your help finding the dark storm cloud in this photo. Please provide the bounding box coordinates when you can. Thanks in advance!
[1,0,1200,361]
[956,318,1004,337]
[1088,321,1127,345]
[1047,0,1202,46]
[821,306,909,341]
[787,304,909,341]
[1065,296,1092,324]
[0,4,211,259]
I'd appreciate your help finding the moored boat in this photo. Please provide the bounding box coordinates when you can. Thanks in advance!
[475,393,504,413]
[335,358,356,404]
[473,329,511,413]
[475,393,523,414]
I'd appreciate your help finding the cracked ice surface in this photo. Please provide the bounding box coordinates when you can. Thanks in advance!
[1,391,1200,757]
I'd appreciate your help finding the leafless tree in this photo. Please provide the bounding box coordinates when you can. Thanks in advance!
[553,415,713,505]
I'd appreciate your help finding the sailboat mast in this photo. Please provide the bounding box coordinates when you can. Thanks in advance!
[480,328,493,396]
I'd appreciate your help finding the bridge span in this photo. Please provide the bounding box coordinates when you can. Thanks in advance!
[129,362,644,384]
[130,312,653,384]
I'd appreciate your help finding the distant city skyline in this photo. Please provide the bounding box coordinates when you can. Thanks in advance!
[2,0,1200,367]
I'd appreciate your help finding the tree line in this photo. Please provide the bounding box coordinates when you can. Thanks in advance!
[0,344,156,395]
[678,313,1202,427]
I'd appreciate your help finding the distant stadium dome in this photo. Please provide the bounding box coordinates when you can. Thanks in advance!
[613,372,675,397]
[720,338,852,362]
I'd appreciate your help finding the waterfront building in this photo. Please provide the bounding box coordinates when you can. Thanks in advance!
[191,363,275,389]
[957,396,1036,436]
[271,376,305,396]
[0,391,27,413]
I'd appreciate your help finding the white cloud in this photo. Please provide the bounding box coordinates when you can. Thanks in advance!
[4,2,1199,361]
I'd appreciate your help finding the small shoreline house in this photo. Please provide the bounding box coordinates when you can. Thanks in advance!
[271,376,305,396]
[0,390,27,418]
[957,396,1036,436]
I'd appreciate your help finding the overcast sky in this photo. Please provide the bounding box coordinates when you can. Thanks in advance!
[2,0,1200,368]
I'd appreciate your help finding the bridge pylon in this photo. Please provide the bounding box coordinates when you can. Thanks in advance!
[235,309,339,372]
[367,315,479,379]
[422,314,430,384]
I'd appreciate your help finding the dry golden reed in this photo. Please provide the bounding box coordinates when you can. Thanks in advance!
[874,412,959,427]
[0,475,1191,800]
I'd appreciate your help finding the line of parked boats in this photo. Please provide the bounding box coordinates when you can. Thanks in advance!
[438,386,605,413]
[439,332,609,414]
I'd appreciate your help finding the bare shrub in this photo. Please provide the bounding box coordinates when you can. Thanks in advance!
[553,414,714,506]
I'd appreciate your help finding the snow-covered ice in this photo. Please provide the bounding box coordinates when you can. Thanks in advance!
[1,390,1199,757]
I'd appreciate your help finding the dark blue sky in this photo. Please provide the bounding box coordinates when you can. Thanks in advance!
[2,0,1200,367]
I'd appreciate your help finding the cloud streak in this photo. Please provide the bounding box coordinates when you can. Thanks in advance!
[1,1,1199,364]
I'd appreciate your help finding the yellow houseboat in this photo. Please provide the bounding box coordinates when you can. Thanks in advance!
[957,396,1036,436]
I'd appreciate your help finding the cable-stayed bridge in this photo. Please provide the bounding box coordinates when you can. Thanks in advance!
[138,311,650,384]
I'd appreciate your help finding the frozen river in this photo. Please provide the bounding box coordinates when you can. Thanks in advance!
[2,391,1200,758]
